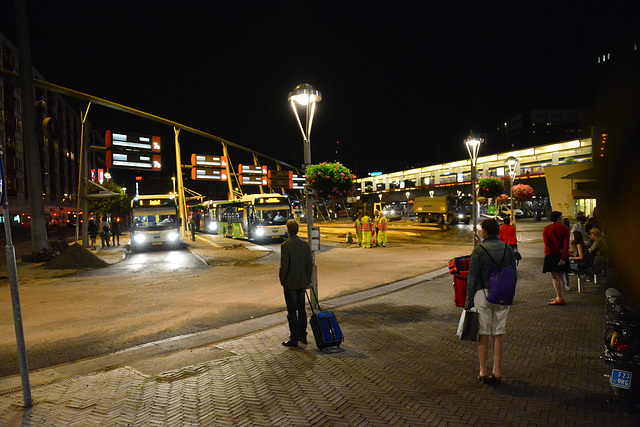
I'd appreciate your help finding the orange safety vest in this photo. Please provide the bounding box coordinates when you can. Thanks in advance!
[355,219,363,232]
[378,216,388,231]
[361,216,371,232]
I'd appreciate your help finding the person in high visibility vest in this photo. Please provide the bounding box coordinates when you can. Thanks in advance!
[371,211,378,247]
[377,211,388,247]
[355,214,363,247]
[361,214,371,248]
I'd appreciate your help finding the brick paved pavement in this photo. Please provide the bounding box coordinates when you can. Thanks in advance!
[0,240,636,426]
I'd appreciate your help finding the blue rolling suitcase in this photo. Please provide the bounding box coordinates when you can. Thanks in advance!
[306,288,344,349]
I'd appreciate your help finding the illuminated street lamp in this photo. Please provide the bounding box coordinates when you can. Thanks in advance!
[288,83,322,307]
[507,156,518,225]
[465,135,483,247]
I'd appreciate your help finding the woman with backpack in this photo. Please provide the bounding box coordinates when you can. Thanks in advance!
[466,218,518,385]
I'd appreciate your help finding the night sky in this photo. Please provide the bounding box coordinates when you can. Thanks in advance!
[1,1,638,195]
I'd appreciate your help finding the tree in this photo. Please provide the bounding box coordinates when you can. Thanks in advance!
[87,180,130,219]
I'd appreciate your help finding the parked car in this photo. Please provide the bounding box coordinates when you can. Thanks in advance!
[498,205,524,218]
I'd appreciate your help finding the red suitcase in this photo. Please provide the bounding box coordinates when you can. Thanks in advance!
[449,255,471,307]
[453,271,468,307]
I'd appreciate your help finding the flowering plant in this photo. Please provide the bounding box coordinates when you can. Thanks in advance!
[512,183,535,201]
[477,177,504,199]
[496,194,509,205]
[305,162,356,199]
[477,196,488,205]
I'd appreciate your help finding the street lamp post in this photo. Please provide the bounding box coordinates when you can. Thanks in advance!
[465,135,483,247]
[288,83,322,309]
[507,156,518,226]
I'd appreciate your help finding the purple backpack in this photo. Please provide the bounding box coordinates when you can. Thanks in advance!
[480,244,516,306]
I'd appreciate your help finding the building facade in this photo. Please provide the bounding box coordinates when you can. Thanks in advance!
[1,31,104,228]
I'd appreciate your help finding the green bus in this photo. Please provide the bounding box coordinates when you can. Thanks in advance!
[209,194,293,242]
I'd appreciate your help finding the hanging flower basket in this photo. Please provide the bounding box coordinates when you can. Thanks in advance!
[512,183,535,201]
[305,162,356,200]
[478,196,488,205]
[477,177,504,199]
[496,194,509,205]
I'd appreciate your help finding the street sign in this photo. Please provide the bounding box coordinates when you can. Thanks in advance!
[239,175,267,185]
[292,173,306,190]
[190,154,227,168]
[238,164,267,175]
[105,130,161,170]
[267,170,293,189]
[191,168,228,181]
[105,131,161,152]
[107,150,161,171]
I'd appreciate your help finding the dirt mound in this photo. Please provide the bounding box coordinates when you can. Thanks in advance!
[43,243,109,269]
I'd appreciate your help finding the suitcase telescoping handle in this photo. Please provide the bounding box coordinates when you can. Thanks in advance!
[305,286,323,314]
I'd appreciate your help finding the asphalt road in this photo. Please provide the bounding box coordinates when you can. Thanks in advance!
[0,218,485,377]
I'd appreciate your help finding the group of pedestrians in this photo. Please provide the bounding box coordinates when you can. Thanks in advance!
[464,209,609,385]
[280,209,609,386]
[87,216,122,250]
[543,210,609,305]
[354,211,388,248]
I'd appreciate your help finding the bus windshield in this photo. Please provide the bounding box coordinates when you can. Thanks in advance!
[131,196,179,231]
[253,205,289,225]
[133,213,177,228]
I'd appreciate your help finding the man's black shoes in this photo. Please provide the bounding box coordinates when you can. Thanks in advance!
[282,340,298,348]
[300,336,308,345]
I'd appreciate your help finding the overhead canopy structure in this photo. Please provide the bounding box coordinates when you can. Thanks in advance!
[560,167,600,180]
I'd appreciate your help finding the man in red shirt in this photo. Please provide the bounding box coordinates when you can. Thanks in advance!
[542,211,571,305]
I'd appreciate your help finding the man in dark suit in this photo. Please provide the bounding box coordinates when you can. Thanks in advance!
[279,220,313,347]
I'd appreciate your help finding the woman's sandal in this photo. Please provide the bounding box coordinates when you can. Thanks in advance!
[478,375,490,384]
[488,374,502,384]
[548,298,566,305]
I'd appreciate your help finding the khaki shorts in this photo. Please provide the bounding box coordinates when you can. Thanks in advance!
[474,290,510,336]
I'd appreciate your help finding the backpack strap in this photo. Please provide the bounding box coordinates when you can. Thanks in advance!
[479,243,508,267]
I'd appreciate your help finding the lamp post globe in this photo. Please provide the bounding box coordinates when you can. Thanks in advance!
[288,83,322,309]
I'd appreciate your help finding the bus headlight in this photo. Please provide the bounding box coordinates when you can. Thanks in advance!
[255,228,265,237]
[133,234,146,244]
[167,232,179,241]
[208,222,217,232]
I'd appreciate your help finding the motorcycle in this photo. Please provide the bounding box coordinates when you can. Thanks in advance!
[602,287,640,414]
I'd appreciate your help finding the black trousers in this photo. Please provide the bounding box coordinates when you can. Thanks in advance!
[283,287,307,342]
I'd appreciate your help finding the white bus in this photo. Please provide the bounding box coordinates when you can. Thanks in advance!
[130,194,181,250]
[208,194,293,242]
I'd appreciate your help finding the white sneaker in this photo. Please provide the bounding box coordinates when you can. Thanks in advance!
[564,284,570,291]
